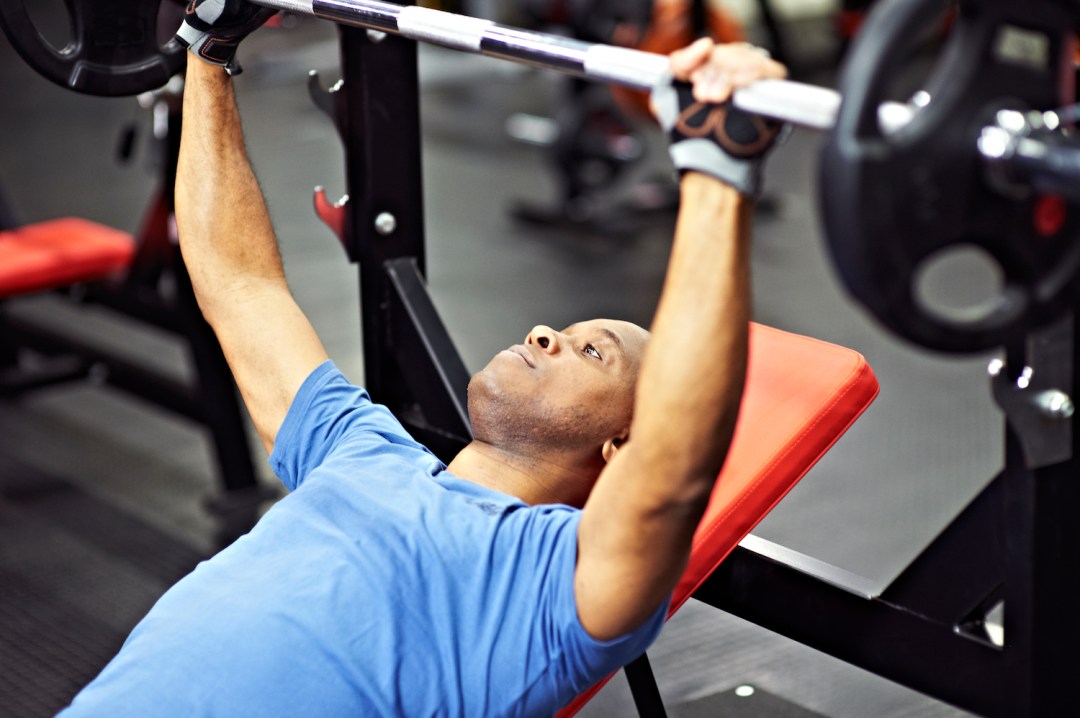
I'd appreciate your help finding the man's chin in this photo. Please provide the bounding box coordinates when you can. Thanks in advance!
[466,370,507,422]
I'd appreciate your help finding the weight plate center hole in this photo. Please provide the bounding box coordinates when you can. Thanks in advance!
[26,0,73,52]
[914,245,1007,324]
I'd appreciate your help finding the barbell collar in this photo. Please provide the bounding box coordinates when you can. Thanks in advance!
[978,110,1080,203]
[250,0,917,133]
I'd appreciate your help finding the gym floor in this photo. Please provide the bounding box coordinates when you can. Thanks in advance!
[0,5,993,717]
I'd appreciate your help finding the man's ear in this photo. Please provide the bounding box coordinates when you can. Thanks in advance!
[601,431,630,464]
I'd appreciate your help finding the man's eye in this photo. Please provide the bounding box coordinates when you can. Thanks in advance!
[584,344,602,360]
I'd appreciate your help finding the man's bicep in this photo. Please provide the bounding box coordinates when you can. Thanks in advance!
[206,280,329,454]
[573,445,706,642]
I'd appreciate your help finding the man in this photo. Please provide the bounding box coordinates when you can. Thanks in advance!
[61,2,786,715]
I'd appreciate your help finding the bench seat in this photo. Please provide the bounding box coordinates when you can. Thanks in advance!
[559,323,880,716]
[0,218,135,298]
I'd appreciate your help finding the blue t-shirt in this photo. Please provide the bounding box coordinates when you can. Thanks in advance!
[62,361,667,717]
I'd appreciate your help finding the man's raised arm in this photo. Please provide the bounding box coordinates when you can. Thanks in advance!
[175,11,329,454]
[575,40,787,640]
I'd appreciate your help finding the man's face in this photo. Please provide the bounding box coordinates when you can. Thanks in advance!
[468,319,649,454]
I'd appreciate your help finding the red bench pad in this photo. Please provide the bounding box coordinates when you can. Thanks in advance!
[0,218,136,297]
[558,323,879,716]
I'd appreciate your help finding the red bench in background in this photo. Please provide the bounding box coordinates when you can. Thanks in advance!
[0,218,135,298]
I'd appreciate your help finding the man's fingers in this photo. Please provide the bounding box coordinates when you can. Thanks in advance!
[695,72,733,104]
[669,37,715,81]
[758,57,789,81]
[665,40,791,106]
[714,45,788,82]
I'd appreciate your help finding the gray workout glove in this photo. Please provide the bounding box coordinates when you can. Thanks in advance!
[176,0,276,76]
[651,77,784,196]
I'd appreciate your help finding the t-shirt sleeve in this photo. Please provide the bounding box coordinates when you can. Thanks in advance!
[268,360,427,491]
[537,510,669,695]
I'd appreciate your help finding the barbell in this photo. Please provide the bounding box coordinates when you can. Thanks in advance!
[0,0,854,127]
[2,0,1079,352]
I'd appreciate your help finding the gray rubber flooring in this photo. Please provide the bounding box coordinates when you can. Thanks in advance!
[0,10,990,717]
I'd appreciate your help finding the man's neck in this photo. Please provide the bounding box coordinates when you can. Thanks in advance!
[446,441,598,507]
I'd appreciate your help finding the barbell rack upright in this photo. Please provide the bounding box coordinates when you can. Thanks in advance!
[251,0,846,130]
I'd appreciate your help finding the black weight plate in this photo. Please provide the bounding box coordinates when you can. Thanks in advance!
[0,0,186,97]
[820,0,1080,352]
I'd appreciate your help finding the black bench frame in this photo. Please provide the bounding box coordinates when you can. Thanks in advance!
[0,91,264,534]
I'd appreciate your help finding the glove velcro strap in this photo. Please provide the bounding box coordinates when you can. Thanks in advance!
[174,22,203,48]
[199,38,240,64]
[175,1,276,75]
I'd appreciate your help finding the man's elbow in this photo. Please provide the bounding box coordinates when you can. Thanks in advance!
[191,276,283,332]
[624,440,732,517]
[186,278,231,329]
[633,406,740,483]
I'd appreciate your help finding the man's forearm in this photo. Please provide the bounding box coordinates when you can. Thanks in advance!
[574,172,752,639]
[173,59,329,452]
[175,59,286,316]
[574,42,772,641]
[632,173,751,501]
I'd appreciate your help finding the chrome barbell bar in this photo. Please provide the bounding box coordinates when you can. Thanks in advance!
[250,0,882,132]
[259,0,1080,186]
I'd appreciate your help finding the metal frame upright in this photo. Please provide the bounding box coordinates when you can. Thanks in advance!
[317,22,472,463]
[0,86,262,529]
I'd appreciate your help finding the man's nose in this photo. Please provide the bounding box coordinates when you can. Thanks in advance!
[526,325,561,353]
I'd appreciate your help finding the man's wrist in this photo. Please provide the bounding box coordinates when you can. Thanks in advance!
[680,171,747,203]
[185,56,234,98]
[187,54,230,80]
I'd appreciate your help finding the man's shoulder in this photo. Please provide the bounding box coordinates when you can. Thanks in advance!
[271,360,439,490]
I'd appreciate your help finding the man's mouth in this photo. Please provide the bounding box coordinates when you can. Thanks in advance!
[504,345,535,368]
